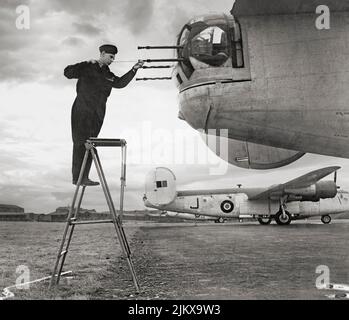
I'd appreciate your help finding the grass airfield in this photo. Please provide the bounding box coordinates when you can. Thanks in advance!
[1,220,349,300]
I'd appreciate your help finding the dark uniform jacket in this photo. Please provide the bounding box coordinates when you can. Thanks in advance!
[64,61,136,144]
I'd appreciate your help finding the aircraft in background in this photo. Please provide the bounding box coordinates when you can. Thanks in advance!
[143,166,349,225]
[142,0,349,170]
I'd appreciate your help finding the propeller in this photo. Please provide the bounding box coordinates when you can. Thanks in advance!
[334,169,340,189]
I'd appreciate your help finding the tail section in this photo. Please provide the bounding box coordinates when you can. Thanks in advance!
[144,167,177,207]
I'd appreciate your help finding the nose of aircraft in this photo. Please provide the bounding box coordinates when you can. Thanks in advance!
[178,87,212,130]
[178,110,186,121]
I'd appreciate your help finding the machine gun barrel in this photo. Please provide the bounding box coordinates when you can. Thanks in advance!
[136,77,172,81]
[145,59,183,63]
[141,65,173,69]
[138,46,183,50]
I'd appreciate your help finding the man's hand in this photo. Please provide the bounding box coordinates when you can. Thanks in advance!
[132,60,144,72]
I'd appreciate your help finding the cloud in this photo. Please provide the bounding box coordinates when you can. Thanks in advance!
[51,191,72,202]
[72,22,102,36]
[0,184,57,213]
[0,52,39,83]
[61,36,86,47]
[0,120,19,143]
[0,9,33,50]
[44,0,118,16]
[0,1,122,84]
[0,5,60,83]
[0,152,31,173]
[123,0,155,35]
[0,0,216,84]
[0,0,157,84]
[1,0,31,10]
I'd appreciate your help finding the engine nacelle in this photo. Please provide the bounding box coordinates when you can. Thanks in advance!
[285,181,338,202]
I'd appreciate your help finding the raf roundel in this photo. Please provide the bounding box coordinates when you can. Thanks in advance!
[220,200,234,213]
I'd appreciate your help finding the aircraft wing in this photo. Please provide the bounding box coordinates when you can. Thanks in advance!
[232,0,349,16]
[248,166,340,200]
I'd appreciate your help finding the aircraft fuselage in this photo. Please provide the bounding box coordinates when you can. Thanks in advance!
[145,190,349,220]
[175,11,349,167]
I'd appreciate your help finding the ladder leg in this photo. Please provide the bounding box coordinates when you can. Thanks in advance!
[56,186,86,284]
[118,144,131,254]
[124,250,140,292]
[50,215,72,288]
[92,149,130,253]
[94,150,131,255]
[49,195,77,288]
[119,144,127,222]
[117,144,140,292]
[91,148,139,291]
[49,150,89,289]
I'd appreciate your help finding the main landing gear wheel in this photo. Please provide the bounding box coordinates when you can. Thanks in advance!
[275,211,292,226]
[257,217,272,225]
[321,215,332,224]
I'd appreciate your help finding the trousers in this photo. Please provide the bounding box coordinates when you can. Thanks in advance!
[72,143,98,183]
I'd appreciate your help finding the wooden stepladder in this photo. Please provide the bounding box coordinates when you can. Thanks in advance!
[49,138,139,292]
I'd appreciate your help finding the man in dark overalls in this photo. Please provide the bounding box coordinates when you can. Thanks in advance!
[64,44,144,186]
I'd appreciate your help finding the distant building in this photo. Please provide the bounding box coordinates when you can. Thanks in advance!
[0,204,27,221]
[44,207,101,222]
[0,204,24,213]
[0,212,29,221]
[0,205,25,221]
[27,212,39,221]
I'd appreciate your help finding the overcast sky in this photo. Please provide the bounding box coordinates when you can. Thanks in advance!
[1,0,349,213]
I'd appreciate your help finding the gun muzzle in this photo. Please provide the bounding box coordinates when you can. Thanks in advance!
[138,46,183,50]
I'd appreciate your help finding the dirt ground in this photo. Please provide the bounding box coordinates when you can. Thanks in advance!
[0,221,138,299]
[124,220,349,300]
[1,220,349,300]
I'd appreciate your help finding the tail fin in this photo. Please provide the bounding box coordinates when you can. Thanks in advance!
[144,167,177,207]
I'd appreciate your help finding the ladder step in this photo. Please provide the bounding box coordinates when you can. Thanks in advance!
[87,138,126,147]
[60,250,68,257]
[68,218,77,224]
[70,219,114,225]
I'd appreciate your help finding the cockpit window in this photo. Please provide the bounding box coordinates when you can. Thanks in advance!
[231,20,244,68]
[177,16,245,80]
[178,25,195,79]
[179,27,190,46]
[190,27,229,67]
